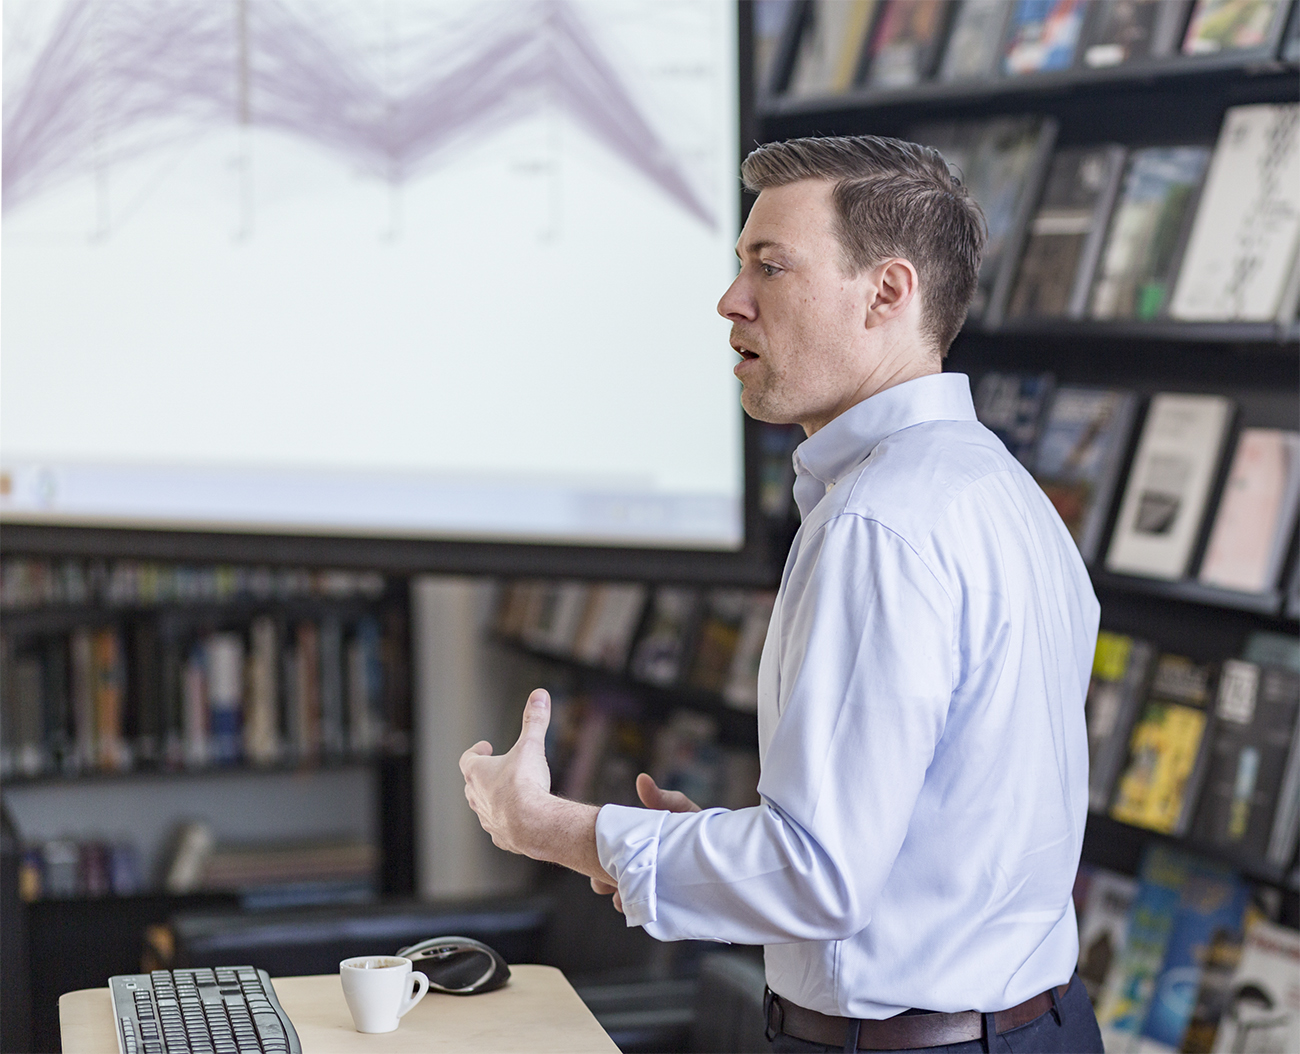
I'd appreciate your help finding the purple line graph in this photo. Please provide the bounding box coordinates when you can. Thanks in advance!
[2,0,716,229]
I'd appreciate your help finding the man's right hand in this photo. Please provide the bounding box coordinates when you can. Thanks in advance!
[590,774,703,911]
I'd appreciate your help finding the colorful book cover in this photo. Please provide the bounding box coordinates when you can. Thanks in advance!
[1198,428,1300,594]
[1170,104,1300,322]
[571,582,648,671]
[1191,661,1300,860]
[1007,145,1127,319]
[1085,631,1156,812]
[973,370,1056,465]
[1140,867,1250,1050]
[1095,845,1200,1048]
[1209,917,1300,1052]
[938,0,1014,81]
[1110,653,1216,834]
[1002,0,1089,73]
[860,0,950,88]
[1105,393,1234,581]
[1089,146,1211,320]
[1031,385,1138,563]
[1182,0,1288,54]
[1081,0,1191,67]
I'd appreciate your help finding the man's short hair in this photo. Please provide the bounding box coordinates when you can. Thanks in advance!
[741,135,986,356]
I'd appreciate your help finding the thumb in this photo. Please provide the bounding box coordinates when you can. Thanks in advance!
[636,772,702,813]
[516,688,551,752]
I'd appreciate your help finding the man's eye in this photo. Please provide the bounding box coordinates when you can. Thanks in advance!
[760,263,780,277]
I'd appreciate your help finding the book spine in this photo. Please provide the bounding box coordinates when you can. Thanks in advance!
[319,617,345,758]
[206,632,245,766]
[93,627,128,771]
[182,645,209,768]
[296,621,322,762]
[244,615,280,765]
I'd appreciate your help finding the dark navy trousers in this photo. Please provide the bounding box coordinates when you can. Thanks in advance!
[770,973,1104,1054]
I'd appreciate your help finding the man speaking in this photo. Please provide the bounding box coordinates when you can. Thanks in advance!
[460,136,1104,1054]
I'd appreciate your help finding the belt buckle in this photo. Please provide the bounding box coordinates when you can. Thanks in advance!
[764,987,784,1043]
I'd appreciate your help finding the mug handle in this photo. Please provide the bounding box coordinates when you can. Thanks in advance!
[398,970,429,1018]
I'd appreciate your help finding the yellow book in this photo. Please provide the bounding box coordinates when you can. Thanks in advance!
[1110,702,1208,833]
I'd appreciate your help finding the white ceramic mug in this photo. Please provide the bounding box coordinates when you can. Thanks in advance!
[339,955,430,1033]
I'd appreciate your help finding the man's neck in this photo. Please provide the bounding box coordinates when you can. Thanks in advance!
[803,350,941,436]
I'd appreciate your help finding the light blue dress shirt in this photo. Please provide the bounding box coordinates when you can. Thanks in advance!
[595,372,1100,1019]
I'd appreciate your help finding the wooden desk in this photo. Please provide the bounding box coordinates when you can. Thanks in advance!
[60,965,619,1053]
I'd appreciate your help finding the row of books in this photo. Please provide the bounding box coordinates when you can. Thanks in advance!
[975,375,1300,598]
[14,824,376,905]
[758,0,1300,102]
[1076,845,1299,1053]
[15,836,144,901]
[495,580,775,712]
[0,609,409,780]
[1085,629,1300,869]
[0,557,387,611]
[907,102,1300,328]
[544,688,762,813]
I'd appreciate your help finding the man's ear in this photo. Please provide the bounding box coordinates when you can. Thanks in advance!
[864,258,919,329]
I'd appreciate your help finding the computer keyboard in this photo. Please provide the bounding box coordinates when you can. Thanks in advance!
[109,967,301,1054]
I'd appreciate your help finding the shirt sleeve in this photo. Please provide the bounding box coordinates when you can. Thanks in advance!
[595,512,956,944]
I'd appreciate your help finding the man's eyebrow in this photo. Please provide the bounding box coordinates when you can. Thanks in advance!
[735,238,791,259]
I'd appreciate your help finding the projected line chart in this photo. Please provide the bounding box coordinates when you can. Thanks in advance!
[2,0,718,231]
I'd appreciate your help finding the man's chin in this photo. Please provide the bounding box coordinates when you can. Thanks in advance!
[740,388,801,427]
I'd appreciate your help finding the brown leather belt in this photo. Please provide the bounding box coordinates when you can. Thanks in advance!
[764,979,1071,1051]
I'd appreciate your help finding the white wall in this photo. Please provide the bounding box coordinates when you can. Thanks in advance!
[410,576,537,899]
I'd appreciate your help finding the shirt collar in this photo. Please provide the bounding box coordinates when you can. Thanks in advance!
[792,372,977,520]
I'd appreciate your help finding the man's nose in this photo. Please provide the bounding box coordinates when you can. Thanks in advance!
[717,276,754,321]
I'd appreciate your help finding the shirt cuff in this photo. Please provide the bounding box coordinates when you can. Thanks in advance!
[595,804,668,929]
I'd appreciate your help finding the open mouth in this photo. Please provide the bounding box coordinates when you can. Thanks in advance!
[734,346,759,361]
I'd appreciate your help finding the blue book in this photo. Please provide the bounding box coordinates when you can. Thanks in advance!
[1141,867,1250,1049]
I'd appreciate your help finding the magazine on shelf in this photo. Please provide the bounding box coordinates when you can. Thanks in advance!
[1197,428,1300,594]
[859,0,952,89]
[629,586,701,687]
[571,582,648,671]
[1076,867,1140,1006]
[1085,630,1157,813]
[754,0,799,95]
[1284,0,1300,61]
[1031,386,1138,562]
[1181,0,1291,56]
[1109,651,1218,835]
[1080,0,1191,68]
[910,116,1058,321]
[521,579,590,655]
[1105,393,1235,581]
[1139,867,1250,1051]
[1001,0,1090,74]
[723,591,776,712]
[785,0,880,99]
[1095,845,1200,1051]
[1170,104,1300,322]
[973,370,1056,465]
[1006,144,1128,320]
[1209,917,1300,1053]
[937,0,1014,81]
[1089,146,1212,320]
[1190,660,1300,861]
[687,588,752,694]
[1266,668,1300,866]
